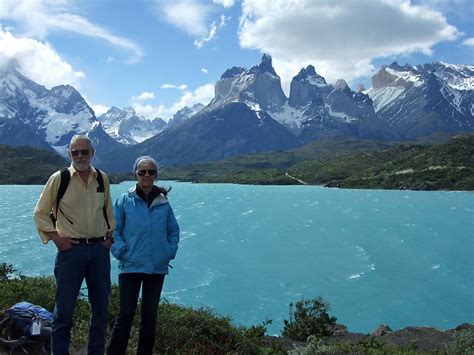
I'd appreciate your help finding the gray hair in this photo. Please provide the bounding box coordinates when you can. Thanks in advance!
[69,135,93,149]
[132,155,158,174]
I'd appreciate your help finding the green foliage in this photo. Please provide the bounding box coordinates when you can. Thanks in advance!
[444,328,474,354]
[0,144,67,184]
[0,263,17,281]
[0,265,55,312]
[282,297,337,341]
[160,135,474,190]
[289,335,421,354]
[0,266,269,354]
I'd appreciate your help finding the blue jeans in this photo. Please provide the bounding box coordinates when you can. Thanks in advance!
[53,242,111,355]
[107,273,165,355]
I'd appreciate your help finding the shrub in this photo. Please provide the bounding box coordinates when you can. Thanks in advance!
[282,296,337,341]
[444,328,474,354]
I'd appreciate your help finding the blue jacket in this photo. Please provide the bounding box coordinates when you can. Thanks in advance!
[111,186,180,274]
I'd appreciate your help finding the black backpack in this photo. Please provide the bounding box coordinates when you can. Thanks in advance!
[49,168,110,229]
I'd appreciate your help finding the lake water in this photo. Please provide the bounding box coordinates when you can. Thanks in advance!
[0,182,473,335]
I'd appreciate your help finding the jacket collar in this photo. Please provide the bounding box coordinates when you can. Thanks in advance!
[128,184,169,206]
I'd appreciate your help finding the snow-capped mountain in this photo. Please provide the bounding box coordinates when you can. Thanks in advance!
[209,54,287,113]
[100,102,301,171]
[98,107,166,144]
[366,62,473,138]
[209,55,395,142]
[0,60,122,163]
[167,103,204,129]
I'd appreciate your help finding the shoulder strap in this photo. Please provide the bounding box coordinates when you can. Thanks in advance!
[55,168,70,215]
[96,169,111,230]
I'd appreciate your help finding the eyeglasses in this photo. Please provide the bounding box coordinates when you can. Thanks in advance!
[70,149,90,157]
[137,169,157,176]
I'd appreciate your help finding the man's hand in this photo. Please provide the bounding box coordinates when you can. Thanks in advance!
[46,232,79,252]
[102,238,113,250]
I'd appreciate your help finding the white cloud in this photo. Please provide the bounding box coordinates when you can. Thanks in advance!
[462,37,474,46]
[213,0,235,8]
[91,104,110,116]
[0,29,85,88]
[0,0,143,62]
[238,0,460,92]
[154,0,228,48]
[201,68,208,74]
[194,14,229,48]
[155,0,211,36]
[161,84,188,90]
[133,83,214,121]
[132,92,156,101]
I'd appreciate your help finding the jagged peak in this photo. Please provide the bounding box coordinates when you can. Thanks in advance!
[221,66,246,79]
[334,79,349,90]
[249,53,278,77]
[387,61,416,72]
[123,107,136,115]
[293,65,327,86]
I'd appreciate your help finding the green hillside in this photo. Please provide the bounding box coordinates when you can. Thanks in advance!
[160,135,474,191]
[0,145,67,184]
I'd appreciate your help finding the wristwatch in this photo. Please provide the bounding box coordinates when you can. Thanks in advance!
[105,236,114,244]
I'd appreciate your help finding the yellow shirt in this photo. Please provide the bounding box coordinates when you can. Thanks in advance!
[34,164,115,243]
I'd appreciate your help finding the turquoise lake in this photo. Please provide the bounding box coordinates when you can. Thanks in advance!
[0,182,473,335]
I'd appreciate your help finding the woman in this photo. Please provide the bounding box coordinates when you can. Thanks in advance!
[107,156,180,355]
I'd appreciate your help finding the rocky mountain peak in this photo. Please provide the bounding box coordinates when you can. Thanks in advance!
[249,54,278,77]
[333,79,349,90]
[221,66,246,79]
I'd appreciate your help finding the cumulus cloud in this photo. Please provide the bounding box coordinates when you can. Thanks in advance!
[238,0,460,92]
[0,29,85,88]
[201,68,208,73]
[132,92,156,101]
[133,83,214,120]
[161,84,188,90]
[0,0,143,62]
[154,0,229,48]
[462,37,474,46]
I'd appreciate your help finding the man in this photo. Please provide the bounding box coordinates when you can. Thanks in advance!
[34,135,115,355]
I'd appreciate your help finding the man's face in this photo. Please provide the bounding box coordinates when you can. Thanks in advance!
[69,139,93,171]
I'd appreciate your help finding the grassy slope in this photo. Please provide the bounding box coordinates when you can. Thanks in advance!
[160,135,474,190]
[0,145,67,184]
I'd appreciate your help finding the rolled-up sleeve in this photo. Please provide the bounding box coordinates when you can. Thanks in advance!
[34,172,60,243]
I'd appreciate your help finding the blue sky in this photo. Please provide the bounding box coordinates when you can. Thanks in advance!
[0,0,473,120]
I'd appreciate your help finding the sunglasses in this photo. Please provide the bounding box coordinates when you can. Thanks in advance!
[70,149,90,157]
[137,169,157,177]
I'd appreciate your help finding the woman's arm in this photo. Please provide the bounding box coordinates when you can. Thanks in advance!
[167,205,180,259]
[111,195,127,260]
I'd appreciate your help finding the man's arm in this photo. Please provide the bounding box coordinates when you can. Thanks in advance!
[33,173,60,244]
[34,172,78,250]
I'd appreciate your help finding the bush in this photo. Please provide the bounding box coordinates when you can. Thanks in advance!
[282,296,337,341]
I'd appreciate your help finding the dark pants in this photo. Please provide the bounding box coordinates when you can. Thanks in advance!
[107,273,165,355]
[53,242,111,355]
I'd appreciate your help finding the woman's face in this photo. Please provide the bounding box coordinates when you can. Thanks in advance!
[136,161,157,190]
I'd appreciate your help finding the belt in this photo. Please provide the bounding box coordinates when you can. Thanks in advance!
[70,237,105,244]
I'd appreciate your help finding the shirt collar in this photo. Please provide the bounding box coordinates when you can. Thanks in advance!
[69,163,97,177]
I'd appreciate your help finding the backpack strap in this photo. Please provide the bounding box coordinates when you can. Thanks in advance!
[50,168,70,227]
[96,169,111,230]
